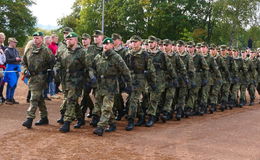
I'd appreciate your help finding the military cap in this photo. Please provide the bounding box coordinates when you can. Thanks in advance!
[33,32,44,37]
[177,40,185,46]
[209,43,216,49]
[201,42,208,47]
[148,35,158,43]
[82,33,91,39]
[220,45,227,50]
[93,30,103,37]
[172,40,176,46]
[8,37,18,43]
[216,47,221,51]
[196,43,202,48]
[187,41,195,47]
[143,39,148,45]
[112,33,122,40]
[63,27,73,33]
[130,35,142,42]
[103,37,114,44]
[163,39,172,45]
[66,32,78,38]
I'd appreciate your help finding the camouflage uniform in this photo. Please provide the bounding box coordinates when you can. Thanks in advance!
[55,43,88,122]
[235,56,248,106]
[92,47,131,129]
[23,43,54,119]
[204,52,222,111]
[247,56,257,105]
[191,48,209,114]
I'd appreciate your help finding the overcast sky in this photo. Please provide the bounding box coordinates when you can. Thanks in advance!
[30,0,75,29]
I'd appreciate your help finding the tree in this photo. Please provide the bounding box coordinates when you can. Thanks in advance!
[0,0,37,46]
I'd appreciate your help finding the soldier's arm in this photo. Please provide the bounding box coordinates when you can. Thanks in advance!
[146,56,156,84]
[165,55,177,81]
[115,55,132,86]
[212,59,222,80]
[201,56,209,80]
[176,56,188,79]
[187,56,195,82]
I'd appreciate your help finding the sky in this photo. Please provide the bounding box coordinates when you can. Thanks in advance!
[30,0,75,30]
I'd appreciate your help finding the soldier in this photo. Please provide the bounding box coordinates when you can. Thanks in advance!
[56,27,73,124]
[247,51,257,106]
[56,32,90,133]
[75,33,94,129]
[178,40,195,119]
[146,35,175,126]
[22,32,55,129]
[217,45,232,111]
[256,50,260,103]
[89,30,105,127]
[92,37,132,136]
[162,39,187,121]
[112,33,128,121]
[81,33,91,49]
[191,43,209,115]
[205,44,222,113]
[124,35,156,131]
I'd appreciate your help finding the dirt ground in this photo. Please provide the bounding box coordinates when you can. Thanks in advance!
[0,79,260,160]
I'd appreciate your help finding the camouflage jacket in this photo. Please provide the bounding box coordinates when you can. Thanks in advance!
[234,57,248,85]
[204,53,222,85]
[179,52,195,87]
[22,43,55,90]
[93,49,131,95]
[193,52,209,85]
[215,55,230,84]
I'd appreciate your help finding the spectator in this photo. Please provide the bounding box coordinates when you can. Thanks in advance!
[0,32,6,103]
[49,34,59,55]
[4,37,21,104]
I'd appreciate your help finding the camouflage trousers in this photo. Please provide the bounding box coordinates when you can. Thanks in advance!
[257,83,260,95]
[175,87,187,109]
[240,84,248,103]
[199,84,210,106]
[208,84,221,105]
[248,83,256,101]
[229,83,240,104]
[27,89,47,119]
[186,86,199,109]
[161,87,176,113]
[95,93,115,128]
[59,82,67,115]
[220,83,230,105]
[128,88,146,119]
[113,92,125,116]
[63,88,82,122]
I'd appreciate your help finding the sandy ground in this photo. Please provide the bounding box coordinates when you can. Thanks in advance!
[0,79,260,160]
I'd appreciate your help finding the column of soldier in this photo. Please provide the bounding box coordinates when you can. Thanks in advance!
[21,27,260,136]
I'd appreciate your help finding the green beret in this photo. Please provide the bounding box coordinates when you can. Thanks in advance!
[63,27,73,33]
[130,35,142,42]
[93,30,103,37]
[66,32,78,38]
[33,32,44,37]
[163,39,172,45]
[103,37,114,44]
[177,40,185,46]
[148,35,158,43]
[82,33,91,39]
[111,33,122,40]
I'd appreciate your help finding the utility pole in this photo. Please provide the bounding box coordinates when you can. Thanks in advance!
[102,0,105,33]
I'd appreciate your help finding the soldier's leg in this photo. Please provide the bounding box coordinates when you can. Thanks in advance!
[80,86,94,118]
[145,89,160,127]
[113,93,125,120]
[248,83,256,105]
[90,91,102,127]
[187,86,200,115]
[26,89,43,119]
[240,84,247,106]
[97,94,114,128]
[230,83,240,107]
[160,87,175,121]
[38,92,48,119]
[200,84,210,113]
[209,84,221,112]
[220,83,230,110]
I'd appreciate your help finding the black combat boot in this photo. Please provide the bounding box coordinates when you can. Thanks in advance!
[175,107,183,121]
[105,123,117,132]
[239,99,244,107]
[160,111,169,123]
[249,99,254,106]
[125,118,135,131]
[59,121,70,133]
[145,115,156,127]
[74,118,85,129]
[183,107,192,118]
[90,115,100,127]
[135,115,145,126]
[209,104,216,114]
[57,114,64,124]
[22,118,33,129]
[35,117,49,125]
[93,126,104,136]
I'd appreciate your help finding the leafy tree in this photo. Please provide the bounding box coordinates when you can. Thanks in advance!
[0,0,36,46]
